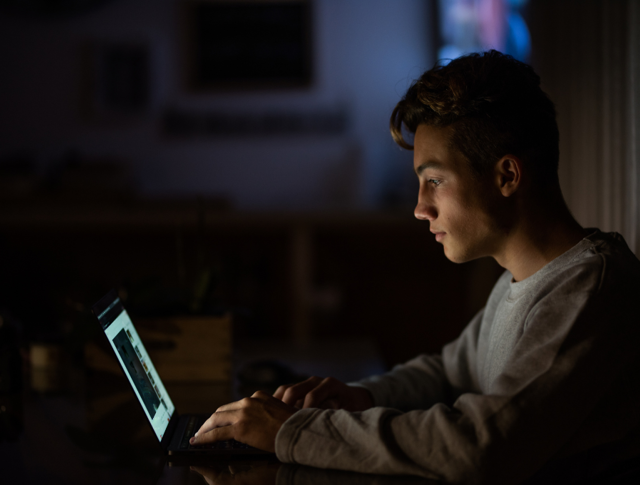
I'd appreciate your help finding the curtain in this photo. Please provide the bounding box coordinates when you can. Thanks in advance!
[529,0,639,255]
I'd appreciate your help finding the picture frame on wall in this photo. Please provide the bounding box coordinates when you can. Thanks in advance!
[80,40,151,122]
[183,0,313,91]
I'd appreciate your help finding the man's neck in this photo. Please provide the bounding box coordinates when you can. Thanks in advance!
[492,195,588,282]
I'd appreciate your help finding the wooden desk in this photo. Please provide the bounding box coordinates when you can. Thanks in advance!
[1,341,433,485]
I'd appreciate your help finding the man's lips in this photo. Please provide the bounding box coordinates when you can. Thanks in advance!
[430,230,446,242]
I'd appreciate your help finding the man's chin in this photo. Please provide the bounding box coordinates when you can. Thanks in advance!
[443,246,460,263]
[443,246,475,264]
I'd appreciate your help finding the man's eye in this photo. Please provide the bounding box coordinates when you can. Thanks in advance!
[428,179,442,187]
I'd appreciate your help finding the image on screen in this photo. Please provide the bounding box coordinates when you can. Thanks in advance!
[113,328,161,417]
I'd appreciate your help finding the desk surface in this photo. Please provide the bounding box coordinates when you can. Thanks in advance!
[0,342,434,485]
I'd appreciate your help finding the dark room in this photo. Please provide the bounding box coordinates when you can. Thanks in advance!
[1,0,640,484]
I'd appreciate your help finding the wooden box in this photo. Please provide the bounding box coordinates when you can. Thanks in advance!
[85,314,232,382]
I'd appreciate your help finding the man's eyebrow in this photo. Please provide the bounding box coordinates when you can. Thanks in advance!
[415,161,445,176]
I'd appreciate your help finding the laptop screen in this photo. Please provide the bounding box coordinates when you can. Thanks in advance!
[94,292,176,441]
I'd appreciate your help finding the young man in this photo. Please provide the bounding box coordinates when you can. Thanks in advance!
[191,51,640,483]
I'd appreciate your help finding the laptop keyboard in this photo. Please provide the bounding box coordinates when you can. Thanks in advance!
[180,416,252,450]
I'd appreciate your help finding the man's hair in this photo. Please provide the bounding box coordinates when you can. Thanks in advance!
[390,50,559,183]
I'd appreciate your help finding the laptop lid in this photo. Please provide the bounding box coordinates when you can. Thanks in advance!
[92,290,177,444]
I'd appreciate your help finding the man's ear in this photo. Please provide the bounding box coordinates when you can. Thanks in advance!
[494,155,523,197]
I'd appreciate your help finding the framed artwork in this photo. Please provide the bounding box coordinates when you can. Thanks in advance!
[81,41,151,121]
[184,0,313,90]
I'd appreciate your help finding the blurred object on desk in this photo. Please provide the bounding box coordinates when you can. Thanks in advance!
[85,314,232,382]
[137,315,231,383]
[29,342,68,394]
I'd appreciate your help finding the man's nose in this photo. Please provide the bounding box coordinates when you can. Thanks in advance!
[414,191,437,221]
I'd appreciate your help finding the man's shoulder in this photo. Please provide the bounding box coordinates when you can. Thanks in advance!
[536,229,640,301]
[581,229,640,292]
[573,229,639,274]
[493,230,640,304]
[482,230,639,321]
[583,230,639,264]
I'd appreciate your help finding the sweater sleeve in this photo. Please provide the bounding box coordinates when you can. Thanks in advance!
[349,309,484,410]
[275,262,640,484]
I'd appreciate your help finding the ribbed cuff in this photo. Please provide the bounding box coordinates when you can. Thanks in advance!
[275,408,323,463]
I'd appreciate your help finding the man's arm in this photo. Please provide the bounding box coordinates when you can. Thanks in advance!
[273,308,485,412]
[192,265,640,482]
[190,309,484,453]
[273,279,640,483]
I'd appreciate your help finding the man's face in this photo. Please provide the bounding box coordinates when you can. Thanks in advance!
[413,124,502,263]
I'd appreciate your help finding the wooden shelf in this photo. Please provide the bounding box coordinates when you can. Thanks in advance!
[0,200,421,230]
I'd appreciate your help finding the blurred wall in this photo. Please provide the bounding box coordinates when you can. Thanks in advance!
[0,0,434,210]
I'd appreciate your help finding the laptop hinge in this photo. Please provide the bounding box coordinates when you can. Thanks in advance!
[162,412,182,451]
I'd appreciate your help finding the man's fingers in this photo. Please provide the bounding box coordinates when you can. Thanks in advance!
[195,396,257,436]
[280,376,323,405]
[275,386,303,409]
[251,390,271,401]
[216,397,251,413]
[273,384,293,400]
[302,377,341,409]
[191,393,295,453]
[194,409,237,438]
[191,422,235,445]
[194,394,277,442]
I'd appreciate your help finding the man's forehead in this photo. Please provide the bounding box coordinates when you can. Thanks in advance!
[414,125,452,157]
[413,126,453,164]
[414,160,447,176]
[413,125,472,177]
[415,123,452,140]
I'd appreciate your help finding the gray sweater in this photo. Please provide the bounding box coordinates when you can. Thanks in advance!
[275,230,640,484]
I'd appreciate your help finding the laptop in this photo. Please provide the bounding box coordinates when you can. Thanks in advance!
[91,289,272,457]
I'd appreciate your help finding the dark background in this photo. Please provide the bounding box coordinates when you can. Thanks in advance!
[1,0,629,372]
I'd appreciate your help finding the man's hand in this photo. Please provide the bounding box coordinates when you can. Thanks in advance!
[190,391,297,453]
[273,376,374,411]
